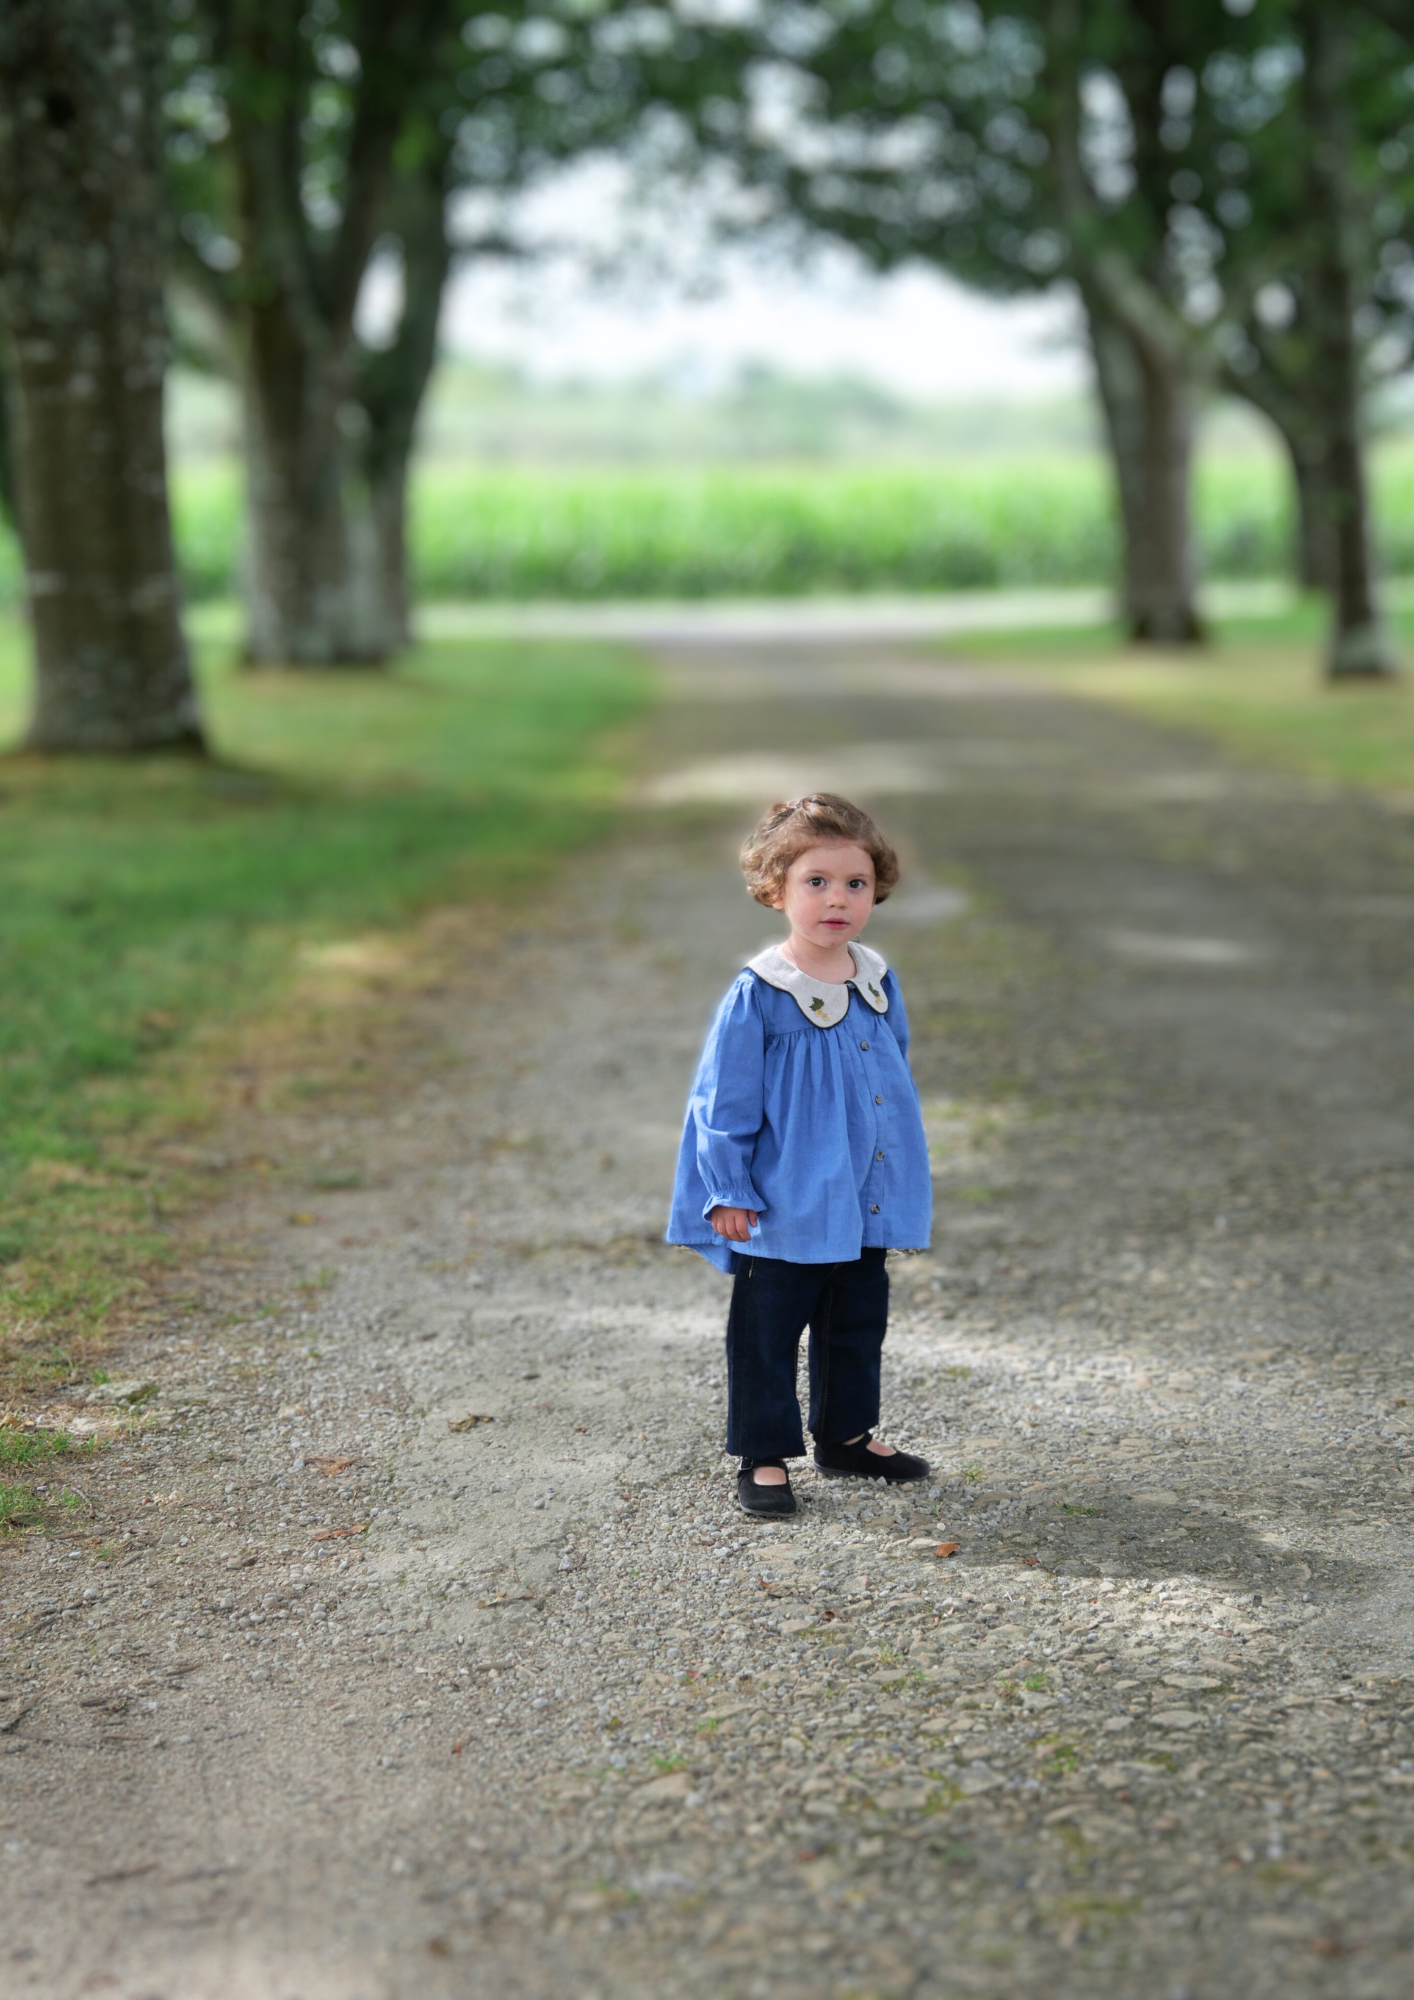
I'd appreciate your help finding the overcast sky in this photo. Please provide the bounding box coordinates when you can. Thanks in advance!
[435,252,1089,398]
[357,159,1094,399]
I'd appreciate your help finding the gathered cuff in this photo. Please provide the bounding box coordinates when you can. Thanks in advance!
[702,1183,765,1221]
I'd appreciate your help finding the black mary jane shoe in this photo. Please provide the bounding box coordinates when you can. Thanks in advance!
[813,1432,931,1484]
[737,1458,798,1518]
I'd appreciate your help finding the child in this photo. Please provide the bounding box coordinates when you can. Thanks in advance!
[667,793,933,1517]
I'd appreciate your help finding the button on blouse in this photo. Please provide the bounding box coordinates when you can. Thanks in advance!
[666,944,933,1273]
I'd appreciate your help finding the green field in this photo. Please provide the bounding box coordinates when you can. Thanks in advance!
[7,448,1414,605]
[0,610,649,1388]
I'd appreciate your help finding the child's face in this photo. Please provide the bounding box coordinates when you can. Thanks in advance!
[772,841,877,948]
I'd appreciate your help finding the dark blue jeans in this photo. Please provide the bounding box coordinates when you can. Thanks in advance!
[725,1249,888,1460]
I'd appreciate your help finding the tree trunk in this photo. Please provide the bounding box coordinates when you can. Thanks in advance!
[0,0,203,752]
[214,2,438,668]
[1043,1,1201,645]
[348,455,412,658]
[0,344,16,530]
[1300,3,1398,678]
[1289,440,1339,595]
[240,315,373,666]
[1225,365,1339,593]
[349,145,454,653]
[1085,284,1202,643]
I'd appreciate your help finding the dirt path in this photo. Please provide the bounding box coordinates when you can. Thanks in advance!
[8,640,1414,1998]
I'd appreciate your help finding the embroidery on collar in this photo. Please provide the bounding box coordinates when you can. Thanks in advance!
[746,942,890,1027]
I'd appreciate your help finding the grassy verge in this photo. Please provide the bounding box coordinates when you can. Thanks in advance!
[945,594,1414,794]
[0,607,651,1392]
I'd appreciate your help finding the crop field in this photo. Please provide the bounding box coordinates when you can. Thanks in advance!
[7,448,1414,604]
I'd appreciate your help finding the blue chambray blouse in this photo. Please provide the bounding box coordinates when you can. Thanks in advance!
[666,941,932,1273]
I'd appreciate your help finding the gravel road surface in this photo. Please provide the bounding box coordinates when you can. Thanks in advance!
[7,640,1414,1998]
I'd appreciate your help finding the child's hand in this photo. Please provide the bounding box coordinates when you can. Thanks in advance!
[709,1205,758,1242]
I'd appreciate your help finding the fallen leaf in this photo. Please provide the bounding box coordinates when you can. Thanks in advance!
[287,1212,319,1226]
[935,1542,961,1559]
[310,1455,359,1477]
[1311,1939,1344,1959]
[448,1414,495,1431]
[452,1740,465,1756]
[311,1522,368,1542]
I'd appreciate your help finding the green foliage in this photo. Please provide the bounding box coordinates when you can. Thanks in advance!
[3,450,1414,607]
[407,460,1120,596]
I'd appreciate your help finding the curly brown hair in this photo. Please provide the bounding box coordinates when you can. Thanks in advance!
[740,793,901,909]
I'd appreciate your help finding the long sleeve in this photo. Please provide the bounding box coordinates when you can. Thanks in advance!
[666,963,930,1271]
[883,970,910,1059]
[689,975,768,1216]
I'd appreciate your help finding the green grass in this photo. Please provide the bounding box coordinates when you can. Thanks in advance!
[4,443,1414,604]
[949,593,1414,795]
[0,1424,87,1469]
[0,1425,93,1532]
[0,609,650,1386]
[0,1483,41,1529]
[8,448,1414,604]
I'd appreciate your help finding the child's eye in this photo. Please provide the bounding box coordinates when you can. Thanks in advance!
[848,879,867,890]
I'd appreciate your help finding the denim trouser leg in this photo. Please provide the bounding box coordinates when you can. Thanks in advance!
[725,1250,888,1459]
[806,1248,888,1446]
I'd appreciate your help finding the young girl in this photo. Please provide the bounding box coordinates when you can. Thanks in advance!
[667,793,933,1517]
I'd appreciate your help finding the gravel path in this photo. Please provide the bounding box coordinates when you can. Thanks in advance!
[7,640,1414,1998]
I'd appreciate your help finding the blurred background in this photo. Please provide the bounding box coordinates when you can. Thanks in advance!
[5,0,1414,1377]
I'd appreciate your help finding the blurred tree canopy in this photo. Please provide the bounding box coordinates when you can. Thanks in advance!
[4,0,1414,741]
[163,0,729,664]
[697,0,1414,671]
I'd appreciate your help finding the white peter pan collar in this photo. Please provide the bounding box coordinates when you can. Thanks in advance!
[747,941,890,1027]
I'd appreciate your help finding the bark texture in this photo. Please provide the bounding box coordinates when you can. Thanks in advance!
[1086,285,1201,644]
[0,0,203,751]
[210,0,447,666]
[1225,362,1339,595]
[1299,4,1398,678]
[0,346,16,529]
[349,142,454,655]
[1045,0,1202,644]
